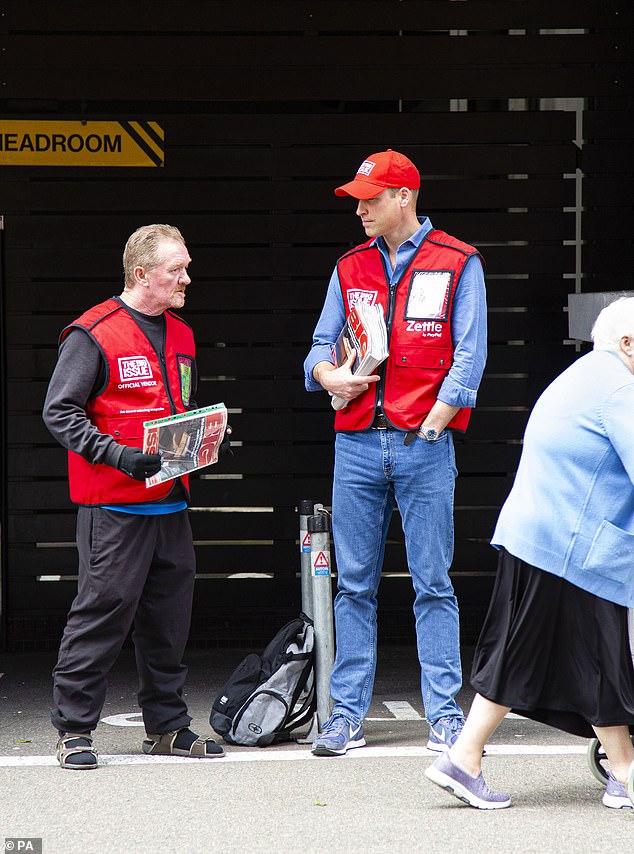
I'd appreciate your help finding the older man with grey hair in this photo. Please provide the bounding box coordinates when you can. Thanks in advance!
[43,224,227,768]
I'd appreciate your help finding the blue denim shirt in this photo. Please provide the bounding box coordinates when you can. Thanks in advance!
[304,217,487,410]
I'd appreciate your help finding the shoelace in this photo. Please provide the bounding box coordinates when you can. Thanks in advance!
[437,716,464,733]
[321,715,348,735]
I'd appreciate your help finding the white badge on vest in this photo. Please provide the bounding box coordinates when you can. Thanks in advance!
[405,270,453,321]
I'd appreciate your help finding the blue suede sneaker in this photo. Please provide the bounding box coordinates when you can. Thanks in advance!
[602,772,633,809]
[426,715,465,752]
[311,714,366,756]
[425,751,511,810]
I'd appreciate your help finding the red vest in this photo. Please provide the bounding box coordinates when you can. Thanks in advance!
[335,229,482,432]
[62,298,196,505]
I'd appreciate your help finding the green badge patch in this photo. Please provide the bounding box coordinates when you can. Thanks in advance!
[178,356,193,406]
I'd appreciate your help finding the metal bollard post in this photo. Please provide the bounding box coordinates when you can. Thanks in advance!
[308,509,335,732]
[297,499,322,621]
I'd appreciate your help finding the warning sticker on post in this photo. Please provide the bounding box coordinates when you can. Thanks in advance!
[312,551,331,577]
[301,532,311,554]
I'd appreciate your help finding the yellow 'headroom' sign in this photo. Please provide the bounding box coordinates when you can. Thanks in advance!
[0,120,164,167]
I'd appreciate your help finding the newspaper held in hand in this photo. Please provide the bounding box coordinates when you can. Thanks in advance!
[143,402,228,487]
[330,302,389,410]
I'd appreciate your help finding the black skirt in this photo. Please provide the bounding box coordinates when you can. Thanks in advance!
[470,549,634,738]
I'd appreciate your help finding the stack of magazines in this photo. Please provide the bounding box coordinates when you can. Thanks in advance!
[142,402,228,486]
[330,302,389,411]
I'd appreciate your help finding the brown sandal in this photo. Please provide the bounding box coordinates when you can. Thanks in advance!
[56,732,98,770]
[142,728,225,758]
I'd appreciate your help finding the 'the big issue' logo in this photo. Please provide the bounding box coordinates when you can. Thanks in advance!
[347,289,377,310]
[357,159,376,176]
[118,356,153,382]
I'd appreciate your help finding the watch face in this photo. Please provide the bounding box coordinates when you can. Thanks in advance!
[425,428,439,441]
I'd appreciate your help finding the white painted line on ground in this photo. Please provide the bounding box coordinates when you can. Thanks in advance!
[382,701,423,720]
[101,713,144,727]
[100,707,522,728]
[367,711,529,722]
[0,743,588,768]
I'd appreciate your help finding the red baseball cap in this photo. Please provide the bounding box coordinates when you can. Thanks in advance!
[334,149,420,199]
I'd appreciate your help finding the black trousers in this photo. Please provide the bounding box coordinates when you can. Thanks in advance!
[51,507,196,735]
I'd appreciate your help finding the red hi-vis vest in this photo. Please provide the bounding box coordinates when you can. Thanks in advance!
[335,229,483,432]
[61,298,196,505]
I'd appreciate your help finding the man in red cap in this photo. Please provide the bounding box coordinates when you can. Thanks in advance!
[304,150,487,756]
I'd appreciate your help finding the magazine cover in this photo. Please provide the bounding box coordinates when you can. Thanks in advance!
[143,402,228,486]
[330,302,388,410]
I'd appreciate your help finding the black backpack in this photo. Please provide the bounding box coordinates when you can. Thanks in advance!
[210,614,315,747]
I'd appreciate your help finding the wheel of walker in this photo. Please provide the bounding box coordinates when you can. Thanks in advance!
[587,734,634,784]
[587,738,609,783]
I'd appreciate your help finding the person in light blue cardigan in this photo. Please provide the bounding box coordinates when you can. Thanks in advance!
[426,297,634,811]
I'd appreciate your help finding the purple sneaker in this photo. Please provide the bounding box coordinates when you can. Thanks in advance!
[603,772,633,809]
[425,751,511,810]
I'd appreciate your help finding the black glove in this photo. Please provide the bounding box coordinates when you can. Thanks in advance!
[219,425,233,457]
[118,446,162,480]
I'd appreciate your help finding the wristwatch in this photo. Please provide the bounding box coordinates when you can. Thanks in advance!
[418,427,441,442]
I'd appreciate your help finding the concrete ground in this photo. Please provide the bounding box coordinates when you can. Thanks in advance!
[0,644,632,853]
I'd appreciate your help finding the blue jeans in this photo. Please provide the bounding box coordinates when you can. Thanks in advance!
[330,428,463,725]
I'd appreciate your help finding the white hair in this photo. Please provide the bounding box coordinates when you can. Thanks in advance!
[591,297,634,351]
[123,224,185,288]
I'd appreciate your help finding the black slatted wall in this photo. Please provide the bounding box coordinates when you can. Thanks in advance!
[1,1,632,649]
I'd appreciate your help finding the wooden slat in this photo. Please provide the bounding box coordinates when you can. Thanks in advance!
[7,437,521,476]
[584,111,634,140]
[6,308,318,345]
[3,64,628,101]
[6,210,575,255]
[5,579,300,618]
[6,311,569,356]
[2,178,575,212]
[581,142,634,174]
[7,476,340,511]
[7,543,300,578]
[6,441,521,477]
[6,340,576,381]
[5,0,630,32]
[8,34,630,70]
[8,403,532,456]
[7,537,500,581]
[582,210,634,240]
[583,177,634,206]
[21,141,573,181]
[7,504,503,545]
[9,510,300,543]
[6,472,514,514]
[582,244,634,273]
[5,271,571,315]
[4,241,575,283]
[162,112,578,147]
[5,371,547,435]
[4,309,569,355]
